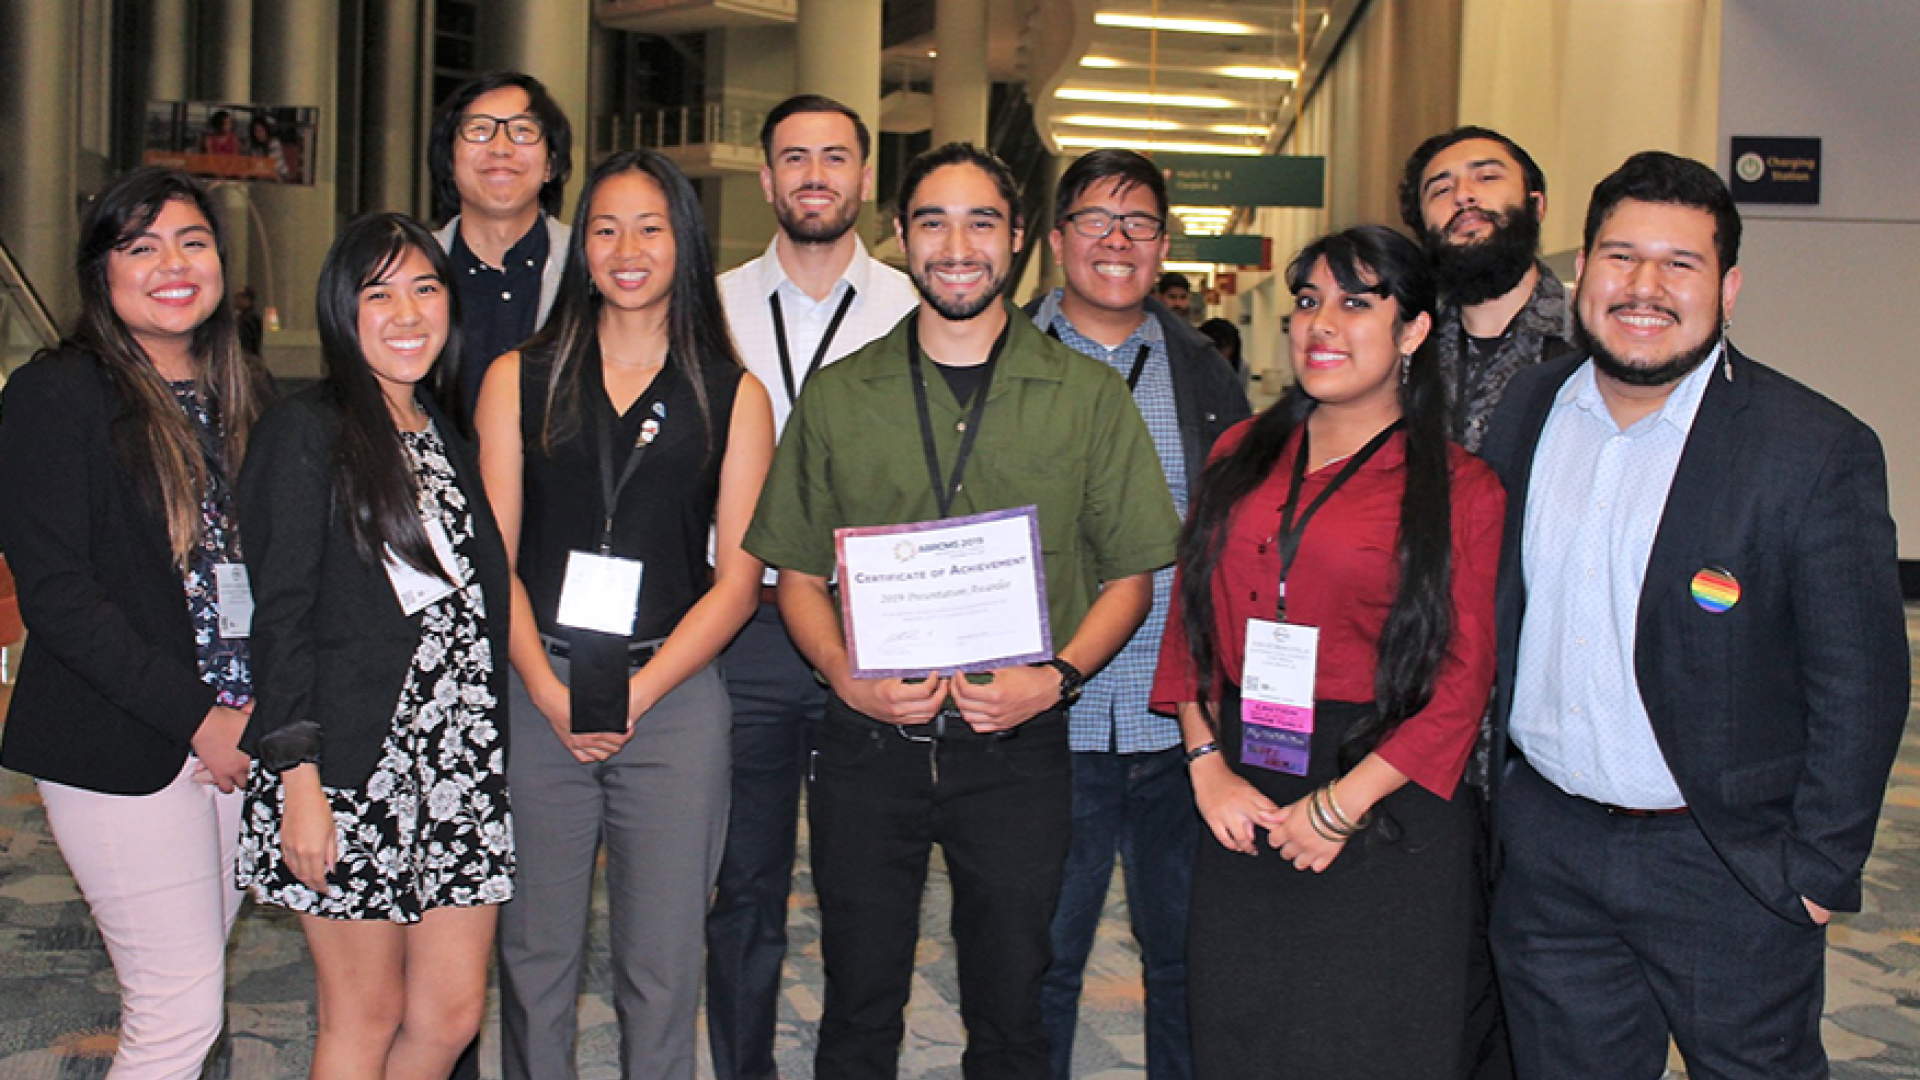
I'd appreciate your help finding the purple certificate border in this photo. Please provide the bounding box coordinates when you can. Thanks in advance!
[835,505,1053,679]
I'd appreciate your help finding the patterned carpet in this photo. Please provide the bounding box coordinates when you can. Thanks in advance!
[1,610,1917,1079]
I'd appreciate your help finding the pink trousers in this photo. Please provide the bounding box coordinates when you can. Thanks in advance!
[38,758,245,1080]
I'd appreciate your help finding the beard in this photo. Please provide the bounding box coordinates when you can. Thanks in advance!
[775,186,860,245]
[1575,301,1723,388]
[909,260,1006,322]
[1425,201,1541,307]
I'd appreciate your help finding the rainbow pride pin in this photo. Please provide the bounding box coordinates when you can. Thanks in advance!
[1690,567,1741,613]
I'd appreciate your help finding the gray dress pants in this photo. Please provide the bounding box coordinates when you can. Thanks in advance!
[497,656,731,1080]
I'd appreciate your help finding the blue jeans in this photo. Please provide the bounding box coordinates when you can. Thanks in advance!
[810,698,1072,1080]
[1040,745,1196,1080]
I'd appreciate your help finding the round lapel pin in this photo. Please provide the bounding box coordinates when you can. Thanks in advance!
[1690,567,1740,613]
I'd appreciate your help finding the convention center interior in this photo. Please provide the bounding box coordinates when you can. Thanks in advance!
[0,0,1916,1078]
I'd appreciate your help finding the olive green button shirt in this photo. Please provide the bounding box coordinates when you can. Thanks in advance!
[744,303,1180,648]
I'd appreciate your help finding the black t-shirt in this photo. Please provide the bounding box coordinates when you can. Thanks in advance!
[451,219,550,413]
[517,347,738,642]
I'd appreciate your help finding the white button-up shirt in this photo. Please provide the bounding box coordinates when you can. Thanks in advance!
[1511,347,1721,809]
[718,235,919,438]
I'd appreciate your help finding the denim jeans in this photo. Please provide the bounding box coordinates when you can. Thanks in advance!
[809,697,1072,1080]
[1040,745,1196,1080]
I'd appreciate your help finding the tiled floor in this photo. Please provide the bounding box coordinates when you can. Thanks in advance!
[2,609,1918,1078]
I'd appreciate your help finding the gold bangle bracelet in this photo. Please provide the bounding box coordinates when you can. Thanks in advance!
[1322,782,1361,833]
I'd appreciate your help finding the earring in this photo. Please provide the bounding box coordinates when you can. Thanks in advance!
[1399,353,1410,385]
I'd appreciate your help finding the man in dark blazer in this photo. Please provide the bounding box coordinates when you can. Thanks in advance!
[1479,151,1908,1080]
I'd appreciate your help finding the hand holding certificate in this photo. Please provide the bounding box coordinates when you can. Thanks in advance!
[835,505,1052,679]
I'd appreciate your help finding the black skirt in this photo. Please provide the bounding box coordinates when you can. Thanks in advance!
[1189,694,1480,1080]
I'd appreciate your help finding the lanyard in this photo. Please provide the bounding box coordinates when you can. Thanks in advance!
[907,318,1010,519]
[770,285,858,407]
[1273,419,1404,622]
[1046,324,1152,391]
[593,359,670,554]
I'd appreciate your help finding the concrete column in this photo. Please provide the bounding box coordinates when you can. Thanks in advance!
[797,0,883,151]
[250,0,337,365]
[360,0,423,216]
[933,0,989,147]
[200,0,254,305]
[483,0,593,220]
[148,0,193,102]
[0,0,82,325]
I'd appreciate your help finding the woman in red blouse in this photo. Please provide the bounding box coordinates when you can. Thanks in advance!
[1152,225,1503,1078]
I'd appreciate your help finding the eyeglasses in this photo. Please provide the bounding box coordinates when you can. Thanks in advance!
[1060,209,1166,242]
[458,114,545,146]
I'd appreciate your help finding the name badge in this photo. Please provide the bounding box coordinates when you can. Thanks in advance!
[384,518,465,617]
[1239,618,1317,776]
[214,562,253,639]
[556,550,644,637]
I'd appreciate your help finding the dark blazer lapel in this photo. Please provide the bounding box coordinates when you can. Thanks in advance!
[1636,347,1753,638]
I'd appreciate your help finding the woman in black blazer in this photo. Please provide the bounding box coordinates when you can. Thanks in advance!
[235,213,512,1079]
[0,167,271,1077]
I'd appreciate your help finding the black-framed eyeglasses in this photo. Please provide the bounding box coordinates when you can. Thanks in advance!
[458,114,545,146]
[1061,209,1166,242]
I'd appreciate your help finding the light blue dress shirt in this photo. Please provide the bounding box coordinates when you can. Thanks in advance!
[1033,289,1186,754]
[1510,347,1723,808]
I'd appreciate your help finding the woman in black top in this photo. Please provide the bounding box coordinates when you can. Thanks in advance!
[0,166,270,1078]
[236,213,512,1079]
[475,149,773,1080]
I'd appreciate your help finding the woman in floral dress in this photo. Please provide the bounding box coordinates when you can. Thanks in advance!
[236,213,513,1080]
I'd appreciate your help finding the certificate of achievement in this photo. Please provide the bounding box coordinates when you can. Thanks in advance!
[836,505,1051,678]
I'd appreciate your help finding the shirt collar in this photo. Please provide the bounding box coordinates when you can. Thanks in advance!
[450,212,548,273]
[1036,288,1163,351]
[1560,341,1723,436]
[753,233,877,306]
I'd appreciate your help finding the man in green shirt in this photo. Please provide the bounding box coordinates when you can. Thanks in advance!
[745,142,1179,1080]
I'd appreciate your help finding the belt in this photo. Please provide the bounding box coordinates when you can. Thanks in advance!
[540,633,661,668]
[1516,748,1688,817]
[834,699,1065,743]
[759,585,780,605]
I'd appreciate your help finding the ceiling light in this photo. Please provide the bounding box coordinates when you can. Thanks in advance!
[1055,88,1239,109]
[1208,124,1271,137]
[1055,134,1265,156]
[1218,65,1297,81]
[1162,261,1216,274]
[1059,114,1180,130]
[1080,56,1123,69]
[1094,13,1259,35]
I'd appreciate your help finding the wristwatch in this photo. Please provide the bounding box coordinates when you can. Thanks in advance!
[1034,656,1086,706]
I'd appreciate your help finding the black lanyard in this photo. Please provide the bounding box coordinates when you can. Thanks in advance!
[593,360,670,554]
[770,285,857,407]
[1046,324,1151,391]
[1273,419,1404,622]
[907,319,1010,519]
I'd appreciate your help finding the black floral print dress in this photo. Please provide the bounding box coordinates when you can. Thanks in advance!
[238,423,512,921]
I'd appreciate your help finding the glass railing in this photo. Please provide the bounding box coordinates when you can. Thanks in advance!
[0,235,59,384]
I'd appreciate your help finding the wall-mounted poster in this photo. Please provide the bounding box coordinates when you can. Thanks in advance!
[142,101,317,185]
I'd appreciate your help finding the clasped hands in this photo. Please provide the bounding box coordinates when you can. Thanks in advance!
[1190,758,1347,873]
[838,664,1063,734]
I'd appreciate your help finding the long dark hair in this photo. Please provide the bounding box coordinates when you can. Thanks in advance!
[73,166,270,567]
[520,148,740,458]
[1177,225,1453,771]
[315,212,466,582]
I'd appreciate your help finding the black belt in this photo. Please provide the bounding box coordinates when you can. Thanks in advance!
[541,633,660,669]
[1518,749,1688,817]
[832,697,1065,742]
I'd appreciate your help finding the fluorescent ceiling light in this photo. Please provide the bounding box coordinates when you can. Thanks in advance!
[1059,114,1181,130]
[1080,56,1123,68]
[1163,261,1217,274]
[1218,65,1297,81]
[1095,13,1259,35]
[1209,124,1271,136]
[1056,88,1239,109]
[1056,134,1265,156]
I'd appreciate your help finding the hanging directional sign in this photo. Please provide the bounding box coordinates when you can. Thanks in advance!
[1167,235,1270,267]
[1152,153,1324,207]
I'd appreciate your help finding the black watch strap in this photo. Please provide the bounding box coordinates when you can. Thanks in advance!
[1035,656,1085,705]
